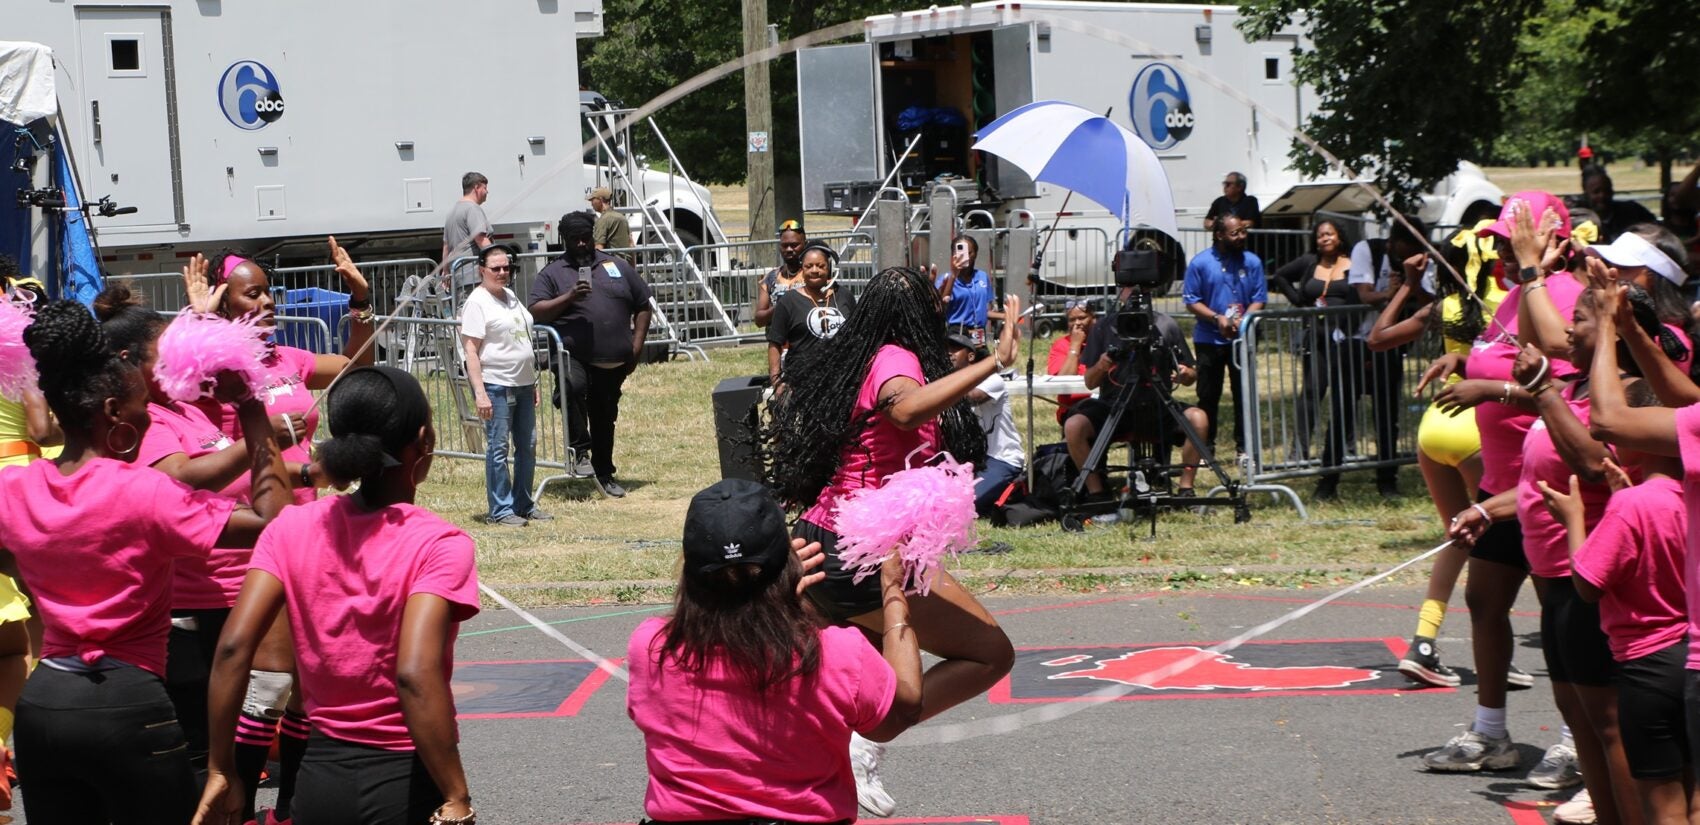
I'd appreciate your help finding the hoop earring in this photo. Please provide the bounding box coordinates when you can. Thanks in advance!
[106,421,140,457]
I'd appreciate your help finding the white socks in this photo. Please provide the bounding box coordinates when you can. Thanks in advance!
[1472,705,1508,739]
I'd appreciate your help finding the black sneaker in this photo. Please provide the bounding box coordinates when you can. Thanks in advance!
[1507,662,1535,690]
[1398,635,1462,688]
[595,476,627,498]
[1314,476,1340,502]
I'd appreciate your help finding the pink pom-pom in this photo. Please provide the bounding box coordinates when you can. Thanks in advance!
[154,312,274,403]
[834,451,979,596]
[0,300,36,402]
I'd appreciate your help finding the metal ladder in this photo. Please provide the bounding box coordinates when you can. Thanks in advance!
[584,113,739,344]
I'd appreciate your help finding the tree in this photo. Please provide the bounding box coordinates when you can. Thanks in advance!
[1239,0,1544,208]
[583,0,908,186]
[1576,0,1700,188]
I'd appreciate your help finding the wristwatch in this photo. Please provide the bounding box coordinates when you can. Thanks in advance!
[1518,266,1540,284]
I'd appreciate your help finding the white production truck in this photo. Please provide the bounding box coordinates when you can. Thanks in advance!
[12,0,726,271]
[798,1,1503,241]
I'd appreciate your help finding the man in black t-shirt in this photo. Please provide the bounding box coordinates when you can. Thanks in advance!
[1204,171,1261,230]
[528,211,654,497]
[1061,292,1211,496]
[1583,166,1658,242]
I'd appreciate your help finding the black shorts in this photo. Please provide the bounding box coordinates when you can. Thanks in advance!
[1539,575,1616,687]
[291,731,442,825]
[1619,639,1689,779]
[1468,488,1528,570]
[1063,397,1193,448]
[794,519,881,623]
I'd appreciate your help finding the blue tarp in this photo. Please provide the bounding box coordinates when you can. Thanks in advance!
[0,121,101,306]
[52,126,101,305]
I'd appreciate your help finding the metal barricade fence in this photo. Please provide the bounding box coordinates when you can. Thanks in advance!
[270,257,441,319]
[685,231,877,328]
[450,246,693,357]
[357,314,583,502]
[107,257,443,320]
[1235,304,1439,512]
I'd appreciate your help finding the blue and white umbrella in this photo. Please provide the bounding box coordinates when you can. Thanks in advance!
[973,100,1178,239]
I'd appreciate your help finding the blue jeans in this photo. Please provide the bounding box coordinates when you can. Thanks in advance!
[483,383,536,519]
[974,457,1024,517]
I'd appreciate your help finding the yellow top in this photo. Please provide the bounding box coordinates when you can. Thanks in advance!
[1439,281,1509,358]
[0,394,62,467]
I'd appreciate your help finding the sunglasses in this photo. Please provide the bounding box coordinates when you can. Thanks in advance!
[779,219,803,232]
[485,264,514,272]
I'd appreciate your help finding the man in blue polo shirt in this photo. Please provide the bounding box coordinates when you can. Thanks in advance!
[1181,215,1265,456]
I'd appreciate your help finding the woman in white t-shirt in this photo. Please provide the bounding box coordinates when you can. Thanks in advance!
[460,245,544,526]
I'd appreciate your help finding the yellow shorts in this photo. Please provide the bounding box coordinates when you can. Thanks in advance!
[0,575,30,624]
[1417,401,1482,468]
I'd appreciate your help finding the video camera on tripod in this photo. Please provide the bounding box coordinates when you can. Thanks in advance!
[1056,237,1250,533]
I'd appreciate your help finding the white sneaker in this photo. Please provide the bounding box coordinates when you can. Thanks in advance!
[1526,741,1582,789]
[1421,728,1520,772]
[1554,788,1596,824]
[850,732,896,817]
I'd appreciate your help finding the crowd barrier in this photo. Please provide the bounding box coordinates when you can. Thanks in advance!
[1234,304,1440,515]
[448,246,703,359]
[106,257,445,321]
[685,231,877,329]
[360,315,585,502]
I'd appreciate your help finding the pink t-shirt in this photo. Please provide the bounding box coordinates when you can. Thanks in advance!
[1517,388,1610,578]
[803,344,941,532]
[626,617,896,822]
[197,344,320,505]
[0,458,235,675]
[138,400,253,609]
[1469,278,1584,494]
[1674,404,1700,669]
[1573,476,1688,662]
[249,495,478,749]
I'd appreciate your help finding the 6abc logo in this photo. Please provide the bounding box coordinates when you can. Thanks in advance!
[218,61,284,131]
[1128,62,1194,151]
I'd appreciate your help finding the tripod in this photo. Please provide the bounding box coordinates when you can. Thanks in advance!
[1057,303,1249,535]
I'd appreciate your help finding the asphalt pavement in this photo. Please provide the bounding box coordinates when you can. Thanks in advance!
[7,585,1572,824]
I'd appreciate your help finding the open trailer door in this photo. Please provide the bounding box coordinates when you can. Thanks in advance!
[985,23,1037,199]
[798,43,881,212]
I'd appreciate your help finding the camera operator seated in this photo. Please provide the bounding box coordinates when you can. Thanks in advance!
[1061,287,1210,500]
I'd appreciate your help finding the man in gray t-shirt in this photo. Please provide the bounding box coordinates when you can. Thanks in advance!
[444,172,493,287]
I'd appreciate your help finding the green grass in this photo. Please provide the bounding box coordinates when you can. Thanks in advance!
[423,340,1448,607]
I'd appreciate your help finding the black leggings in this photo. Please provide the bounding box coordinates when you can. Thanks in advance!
[291,731,443,825]
[15,664,197,825]
[166,607,231,769]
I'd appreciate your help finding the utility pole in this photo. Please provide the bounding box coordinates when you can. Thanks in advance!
[742,0,775,240]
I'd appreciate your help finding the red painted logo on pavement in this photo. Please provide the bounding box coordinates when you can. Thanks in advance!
[1050,646,1381,691]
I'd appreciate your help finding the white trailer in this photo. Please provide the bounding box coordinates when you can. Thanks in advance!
[9,0,692,270]
[798,1,1501,241]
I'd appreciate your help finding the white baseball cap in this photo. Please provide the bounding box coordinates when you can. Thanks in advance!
[1587,232,1686,286]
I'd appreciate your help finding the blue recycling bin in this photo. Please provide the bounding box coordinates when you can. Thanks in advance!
[275,287,348,353]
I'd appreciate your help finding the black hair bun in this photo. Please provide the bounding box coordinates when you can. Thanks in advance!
[24,300,110,375]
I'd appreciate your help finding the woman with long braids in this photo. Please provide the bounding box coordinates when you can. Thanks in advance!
[195,238,376,820]
[0,300,289,823]
[763,266,1018,817]
[195,367,478,825]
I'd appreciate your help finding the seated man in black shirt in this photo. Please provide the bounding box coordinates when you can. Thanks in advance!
[767,244,856,386]
[1204,171,1260,230]
[1061,289,1210,497]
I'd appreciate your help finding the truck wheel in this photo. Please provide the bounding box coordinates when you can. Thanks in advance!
[1035,319,1055,338]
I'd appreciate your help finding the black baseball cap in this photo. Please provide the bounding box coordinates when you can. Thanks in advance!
[945,331,987,361]
[682,479,790,579]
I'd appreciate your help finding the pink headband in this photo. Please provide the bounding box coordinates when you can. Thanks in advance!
[218,255,255,284]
